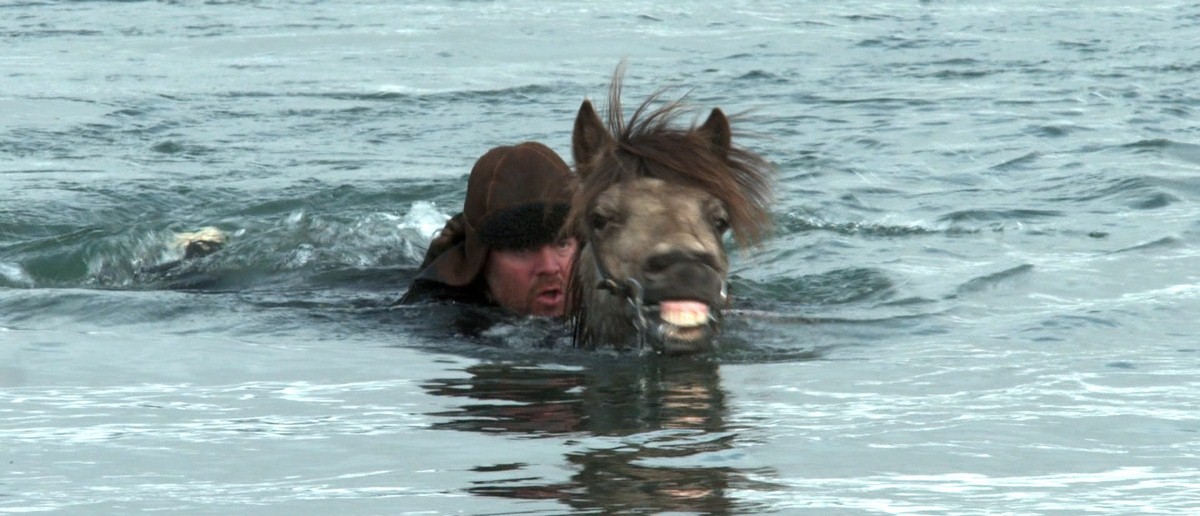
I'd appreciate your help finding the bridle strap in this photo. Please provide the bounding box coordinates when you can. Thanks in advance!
[585,231,653,351]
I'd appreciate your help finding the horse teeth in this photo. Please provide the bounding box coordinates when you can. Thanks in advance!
[659,300,709,328]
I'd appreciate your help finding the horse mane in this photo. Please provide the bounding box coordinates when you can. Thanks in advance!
[565,67,775,249]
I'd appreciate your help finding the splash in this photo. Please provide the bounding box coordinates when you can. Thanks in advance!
[0,262,35,288]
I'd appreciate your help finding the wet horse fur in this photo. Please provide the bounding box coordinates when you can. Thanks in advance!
[565,69,774,354]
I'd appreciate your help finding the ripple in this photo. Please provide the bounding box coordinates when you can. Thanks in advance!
[148,140,216,156]
[1055,175,1183,210]
[735,70,788,83]
[1,380,422,445]
[1164,141,1200,165]
[937,208,1062,224]
[1129,191,1180,209]
[762,467,1200,514]
[736,268,895,307]
[223,83,561,103]
[954,264,1034,296]
[1027,123,1091,138]
[779,213,942,237]
[989,151,1042,171]
[1118,138,1200,165]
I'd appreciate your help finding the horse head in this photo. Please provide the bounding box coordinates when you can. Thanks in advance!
[566,68,773,355]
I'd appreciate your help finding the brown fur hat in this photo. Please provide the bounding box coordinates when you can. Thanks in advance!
[415,142,572,287]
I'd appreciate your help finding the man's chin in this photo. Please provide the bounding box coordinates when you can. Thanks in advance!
[528,304,564,316]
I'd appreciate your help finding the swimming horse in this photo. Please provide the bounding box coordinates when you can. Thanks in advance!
[565,67,774,355]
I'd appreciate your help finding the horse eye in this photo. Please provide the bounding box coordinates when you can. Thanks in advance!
[713,216,730,234]
[589,213,610,232]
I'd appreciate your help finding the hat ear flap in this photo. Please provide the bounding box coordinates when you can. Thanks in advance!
[419,213,466,269]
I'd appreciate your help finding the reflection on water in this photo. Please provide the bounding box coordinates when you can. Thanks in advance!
[422,358,776,514]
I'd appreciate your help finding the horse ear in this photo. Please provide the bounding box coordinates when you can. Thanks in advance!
[698,108,732,157]
[573,99,612,173]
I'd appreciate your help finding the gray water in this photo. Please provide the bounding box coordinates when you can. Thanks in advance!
[3,1,1199,514]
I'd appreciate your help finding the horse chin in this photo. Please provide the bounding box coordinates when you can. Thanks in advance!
[646,300,718,355]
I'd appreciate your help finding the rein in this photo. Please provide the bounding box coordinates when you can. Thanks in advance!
[587,149,662,348]
[586,236,654,351]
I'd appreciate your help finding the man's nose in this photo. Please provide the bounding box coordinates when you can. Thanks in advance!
[533,245,564,273]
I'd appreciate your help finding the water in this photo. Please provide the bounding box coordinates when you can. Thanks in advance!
[3,1,1199,513]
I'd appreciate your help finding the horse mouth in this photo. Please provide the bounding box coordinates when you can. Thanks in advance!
[648,300,718,354]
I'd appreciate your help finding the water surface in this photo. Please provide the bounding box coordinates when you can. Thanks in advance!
[3,1,1199,514]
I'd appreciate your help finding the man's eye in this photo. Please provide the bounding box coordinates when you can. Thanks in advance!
[504,248,535,260]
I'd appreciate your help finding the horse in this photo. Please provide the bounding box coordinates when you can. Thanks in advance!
[565,68,774,355]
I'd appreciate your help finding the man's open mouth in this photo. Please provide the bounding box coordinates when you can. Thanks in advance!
[535,287,564,305]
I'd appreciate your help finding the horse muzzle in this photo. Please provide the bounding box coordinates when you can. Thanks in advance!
[596,262,727,355]
[644,299,721,355]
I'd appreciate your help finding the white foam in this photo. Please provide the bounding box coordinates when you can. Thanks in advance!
[0,262,34,287]
[401,201,451,244]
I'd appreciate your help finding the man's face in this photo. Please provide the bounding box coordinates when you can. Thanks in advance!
[484,237,578,317]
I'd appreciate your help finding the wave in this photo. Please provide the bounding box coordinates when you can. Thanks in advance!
[778,213,944,237]
[989,151,1042,171]
[0,262,35,288]
[776,210,1068,237]
[732,267,895,309]
[220,83,564,104]
[0,194,448,291]
[734,70,789,83]
[954,264,1035,297]
[1118,138,1200,165]
[938,208,1062,224]
[1109,236,1183,254]
[1047,174,1183,210]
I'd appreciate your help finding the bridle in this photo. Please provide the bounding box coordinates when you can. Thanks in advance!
[586,231,654,351]
[584,225,727,354]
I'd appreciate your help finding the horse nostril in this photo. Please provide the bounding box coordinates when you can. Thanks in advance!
[644,250,718,274]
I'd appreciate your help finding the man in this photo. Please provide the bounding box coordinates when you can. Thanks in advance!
[400,142,578,317]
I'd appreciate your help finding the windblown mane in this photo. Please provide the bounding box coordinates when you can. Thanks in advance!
[564,71,774,249]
